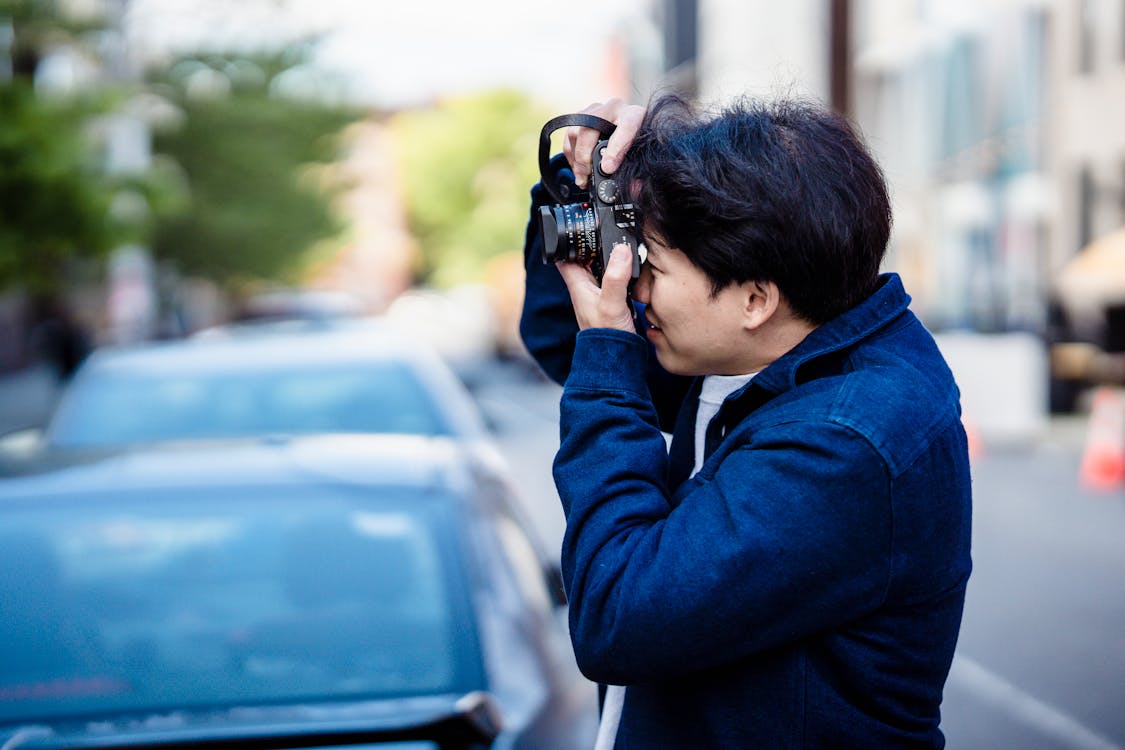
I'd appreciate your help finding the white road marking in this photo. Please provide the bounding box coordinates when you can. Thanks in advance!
[948,654,1123,750]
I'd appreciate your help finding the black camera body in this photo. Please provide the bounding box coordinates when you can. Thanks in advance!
[537,117,640,283]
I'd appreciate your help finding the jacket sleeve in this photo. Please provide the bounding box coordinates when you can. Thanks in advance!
[518,172,580,386]
[555,329,893,685]
[518,159,693,430]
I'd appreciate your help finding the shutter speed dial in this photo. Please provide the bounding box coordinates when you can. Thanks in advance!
[596,178,619,204]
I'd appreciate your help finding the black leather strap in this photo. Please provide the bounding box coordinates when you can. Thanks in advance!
[538,114,617,205]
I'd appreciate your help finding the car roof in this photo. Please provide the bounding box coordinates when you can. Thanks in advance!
[81,319,445,377]
[0,434,486,501]
[47,318,491,443]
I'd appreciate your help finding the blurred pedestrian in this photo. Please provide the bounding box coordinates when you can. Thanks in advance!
[28,295,91,381]
[520,94,973,748]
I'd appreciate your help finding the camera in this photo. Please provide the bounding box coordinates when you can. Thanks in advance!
[536,116,641,283]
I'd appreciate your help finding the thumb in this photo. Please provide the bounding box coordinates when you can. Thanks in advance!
[596,245,635,332]
[601,244,634,295]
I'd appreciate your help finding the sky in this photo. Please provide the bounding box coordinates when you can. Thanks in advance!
[122,0,653,109]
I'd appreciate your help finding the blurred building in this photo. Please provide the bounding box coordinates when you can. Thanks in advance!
[1046,0,1125,333]
[631,0,1125,338]
[850,0,1052,335]
[625,0,1122,430]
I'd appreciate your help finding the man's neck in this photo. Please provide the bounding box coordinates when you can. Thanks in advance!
[723,316,817,376]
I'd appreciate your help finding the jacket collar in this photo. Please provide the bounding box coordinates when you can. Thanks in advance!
[669,274,912,491]
[732,273,911,400]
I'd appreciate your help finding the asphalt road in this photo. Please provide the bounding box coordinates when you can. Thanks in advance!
[473,359,1125,750]
[942,433,1125,750]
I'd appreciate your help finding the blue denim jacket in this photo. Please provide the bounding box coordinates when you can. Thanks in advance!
[520,177,972,749]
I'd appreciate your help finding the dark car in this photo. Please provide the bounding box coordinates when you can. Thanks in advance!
[36,319,489,454]
[0,433,597,749]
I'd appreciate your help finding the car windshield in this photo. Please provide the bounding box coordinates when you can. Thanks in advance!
[0,486,482,725]
[47,361,452,448]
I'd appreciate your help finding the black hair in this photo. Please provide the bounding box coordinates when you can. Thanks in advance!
[616,94,892,324]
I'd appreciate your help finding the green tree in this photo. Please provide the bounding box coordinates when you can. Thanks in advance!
[389,89,550,287]
[0,0,139,292]
[0,83,113,290]
[148,50,364,286]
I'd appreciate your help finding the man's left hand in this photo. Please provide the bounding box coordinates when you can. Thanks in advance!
[557,244,636,333]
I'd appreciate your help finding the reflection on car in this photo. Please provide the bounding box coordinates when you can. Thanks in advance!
[42,319,489,452]
[0,434,598,748]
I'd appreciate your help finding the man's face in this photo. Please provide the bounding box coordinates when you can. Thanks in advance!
[631,236,753,376]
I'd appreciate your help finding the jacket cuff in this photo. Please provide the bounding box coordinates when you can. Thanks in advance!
[566,329,649,396]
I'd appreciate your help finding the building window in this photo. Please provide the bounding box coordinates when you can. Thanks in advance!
[1079,0,1096,73]
[1121,160,1125,225]
[1079,166,1096,250]
[661,0,698,96]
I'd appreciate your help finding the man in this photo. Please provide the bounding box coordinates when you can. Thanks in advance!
[519,94,972,749]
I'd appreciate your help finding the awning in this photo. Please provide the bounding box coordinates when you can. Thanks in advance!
[1055,226,1125,312]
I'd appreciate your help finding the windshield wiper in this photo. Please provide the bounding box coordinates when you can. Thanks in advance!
[0,692,502,750]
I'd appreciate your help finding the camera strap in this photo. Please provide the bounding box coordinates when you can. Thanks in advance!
[538,114,617,205]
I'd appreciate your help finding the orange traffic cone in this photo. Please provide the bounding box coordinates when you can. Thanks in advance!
[962,415,984,463]
[1079,386,1125,491]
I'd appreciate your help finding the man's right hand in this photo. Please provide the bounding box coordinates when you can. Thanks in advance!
[563,98,646,189]
[556,243,637,333]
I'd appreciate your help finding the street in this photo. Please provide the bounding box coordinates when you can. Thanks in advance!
[943,432,1125,750]
[3,355,1123,748]
[472,359,1125,750]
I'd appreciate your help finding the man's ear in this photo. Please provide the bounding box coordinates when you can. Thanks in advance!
[742,280,780,331]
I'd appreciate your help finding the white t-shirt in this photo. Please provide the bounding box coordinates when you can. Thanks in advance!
[593,372,757,749]
[693,373,758,476]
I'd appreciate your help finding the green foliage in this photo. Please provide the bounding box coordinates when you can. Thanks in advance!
[0,82,119,291]
[148,51,364,286]
[0,0,154,292]
[389,89,550,288]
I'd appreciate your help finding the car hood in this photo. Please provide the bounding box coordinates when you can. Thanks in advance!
[0,691,502,749]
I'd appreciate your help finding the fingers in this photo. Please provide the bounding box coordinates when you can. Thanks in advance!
[569,100,617,187]
[601,105,645,174]
[555,245,636,333]
[556,261,599,324]
[562,101,608,186]
[556,259,597,295]
[563,98,642,188]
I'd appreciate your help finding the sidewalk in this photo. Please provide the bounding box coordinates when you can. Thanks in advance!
[965,415,1090,480]
[0,364,61,436]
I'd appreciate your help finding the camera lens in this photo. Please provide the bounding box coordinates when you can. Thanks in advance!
[539,203,599,264]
